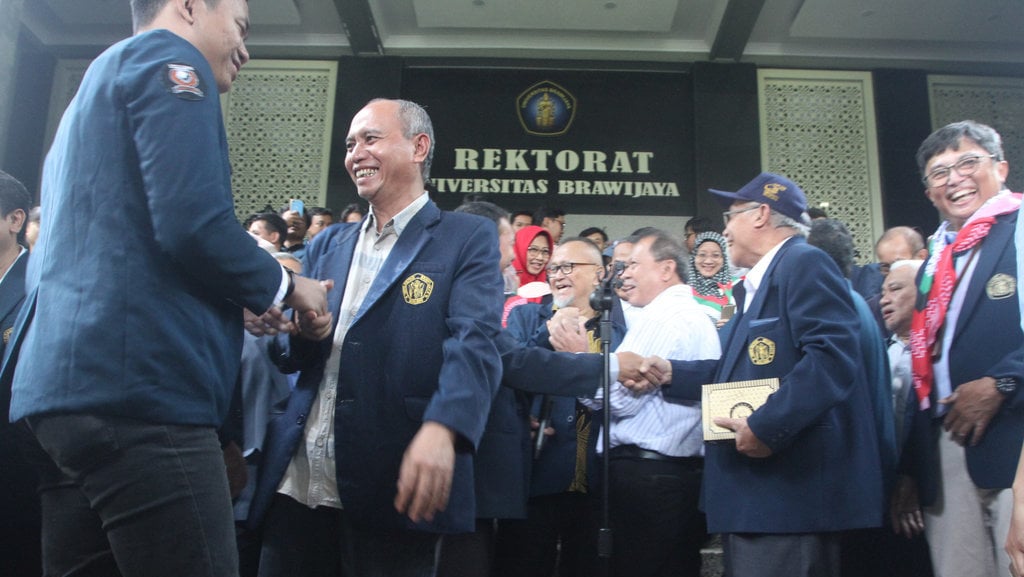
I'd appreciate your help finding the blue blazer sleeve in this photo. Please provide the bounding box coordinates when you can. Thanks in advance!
[121,36,281,311]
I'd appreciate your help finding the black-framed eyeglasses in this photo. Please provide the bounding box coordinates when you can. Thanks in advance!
[722,204,761,226]
[546,262,599,276]
[526,247,551,257]
[923,154,996,187]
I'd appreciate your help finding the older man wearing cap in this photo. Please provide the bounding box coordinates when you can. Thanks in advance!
[632,173,885,577]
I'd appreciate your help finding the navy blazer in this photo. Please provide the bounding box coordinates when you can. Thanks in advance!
[480,302,626,519]
[505,303,625,500]
[930,211,1024,488]
[5,31,281,426]
[251,201,503,533]
[664,238,884,534]
[0,250,27,416]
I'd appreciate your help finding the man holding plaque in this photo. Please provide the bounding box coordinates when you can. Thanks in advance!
[633,173,884,577]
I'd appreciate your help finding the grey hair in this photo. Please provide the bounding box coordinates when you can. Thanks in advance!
[916,120,1004,177]
[272,252,302,268]
[626,227,689,282]
[889,259,923,275]
[369,98,435,183]
[768,210,809,237]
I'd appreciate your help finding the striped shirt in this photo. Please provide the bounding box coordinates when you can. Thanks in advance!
[278,193,430,509]
[581,283,721,457]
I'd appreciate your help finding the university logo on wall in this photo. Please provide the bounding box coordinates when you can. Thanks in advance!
[517,81,576,136]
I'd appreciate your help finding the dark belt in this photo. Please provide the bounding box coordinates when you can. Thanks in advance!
[608,444,703,467]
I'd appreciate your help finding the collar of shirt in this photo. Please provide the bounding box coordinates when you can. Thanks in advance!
[887,333,909,351]
[741,236,795,308]
[364,192,430,239]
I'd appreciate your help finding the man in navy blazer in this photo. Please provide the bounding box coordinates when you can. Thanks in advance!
[1,3,330,576]
[253,99,503,577]
[911,121,1024,577]
[631,173,884,577]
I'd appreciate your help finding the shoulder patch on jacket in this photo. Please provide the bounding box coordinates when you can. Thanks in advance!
[163,63,205,100]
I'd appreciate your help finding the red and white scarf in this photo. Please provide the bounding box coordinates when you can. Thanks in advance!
[910,192,1022,409]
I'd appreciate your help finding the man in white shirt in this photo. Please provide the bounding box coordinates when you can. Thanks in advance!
[580,227,720,577]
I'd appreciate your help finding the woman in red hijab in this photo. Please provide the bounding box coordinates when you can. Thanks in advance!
[503,225,553,325]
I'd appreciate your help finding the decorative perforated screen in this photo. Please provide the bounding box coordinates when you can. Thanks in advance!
[758,69,884,264]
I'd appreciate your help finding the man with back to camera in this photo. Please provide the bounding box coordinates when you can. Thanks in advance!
[250,98,503,577]
[1,1,331,576]
[910,120,1024,577]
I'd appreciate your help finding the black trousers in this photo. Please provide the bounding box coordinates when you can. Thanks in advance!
[494,492,598,577]
[606,451,706,577]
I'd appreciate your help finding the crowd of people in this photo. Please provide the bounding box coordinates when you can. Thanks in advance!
[1,1,1024,577]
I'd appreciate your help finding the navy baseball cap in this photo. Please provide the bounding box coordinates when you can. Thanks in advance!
[708,172,810,225]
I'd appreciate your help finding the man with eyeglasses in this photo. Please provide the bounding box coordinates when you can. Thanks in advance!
[534,205,567,243]
[498,236,623,577]
[575,227,720,577]
[908,120,1024,577]
[631,173,884,577]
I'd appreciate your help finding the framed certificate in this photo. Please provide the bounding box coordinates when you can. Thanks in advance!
[702,378,780,441]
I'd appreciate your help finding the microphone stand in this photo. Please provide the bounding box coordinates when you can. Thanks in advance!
[589,261,623,571]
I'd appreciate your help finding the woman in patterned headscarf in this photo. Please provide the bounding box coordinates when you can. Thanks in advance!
[686,231,737,327]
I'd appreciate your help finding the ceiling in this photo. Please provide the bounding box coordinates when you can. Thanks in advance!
[21,0,1024,73]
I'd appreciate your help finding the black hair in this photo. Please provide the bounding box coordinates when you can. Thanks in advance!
[532,205,565,226]
[340,203,365,222]
[309,206,333,218]
[807,218,855,278]
[454,201,509,226]
[578,227,608,243]
[246,212,288,245]
[0,171,32,245]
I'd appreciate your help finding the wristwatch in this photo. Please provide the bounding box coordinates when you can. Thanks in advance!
[282,267,296,301]
[994,377,1018,396]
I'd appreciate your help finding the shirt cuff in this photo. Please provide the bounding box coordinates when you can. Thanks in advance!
[273,266,290,305]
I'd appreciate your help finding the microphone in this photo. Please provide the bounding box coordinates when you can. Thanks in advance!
[533,395,555,459]
[590,260,625,312]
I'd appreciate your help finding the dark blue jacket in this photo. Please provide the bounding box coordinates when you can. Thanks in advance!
[505,302,625,500]
[664,238,885,533]
[923,211,1024,489]
[6,31,281,426]
[251,203,503,533]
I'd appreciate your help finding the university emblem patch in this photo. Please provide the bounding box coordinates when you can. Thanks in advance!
[762,183,786,201]
[748,337,775,365]
[986,273,1016,300]
[402,273,434,305]
[516,81,576,136]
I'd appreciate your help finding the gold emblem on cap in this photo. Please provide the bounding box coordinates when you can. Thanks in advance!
[986,273,1016,300]
[2,327,11,344]
[402,273,434,305]
[748,337,775,365]
[762,183,786,201]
